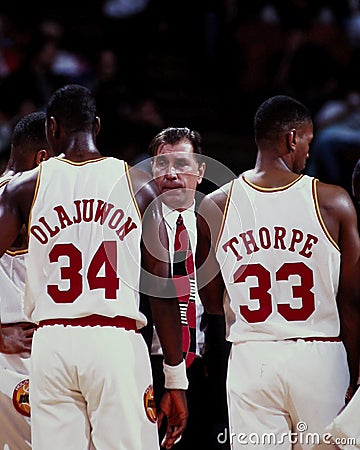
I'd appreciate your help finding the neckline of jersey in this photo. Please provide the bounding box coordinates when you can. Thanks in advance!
[241,174,304,192]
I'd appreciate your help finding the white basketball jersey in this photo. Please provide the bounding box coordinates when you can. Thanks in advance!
[25,157,145,327]
[0,176,29,323]
[216,175,341,342]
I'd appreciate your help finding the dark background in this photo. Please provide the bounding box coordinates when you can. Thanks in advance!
[0,0,359,200]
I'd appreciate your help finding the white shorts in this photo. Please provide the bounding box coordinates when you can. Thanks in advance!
[0,353,31,450]
[326,386,360,449]
[30,324,159,450]
[227,340,349,450]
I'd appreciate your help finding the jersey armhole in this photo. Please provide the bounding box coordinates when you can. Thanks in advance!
[27,164,42,241]
[124,161,142,221]
[312,178,340,252]
[215,180,234,253]
[0,178,11,189]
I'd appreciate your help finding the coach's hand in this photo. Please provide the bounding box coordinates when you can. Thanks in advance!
[158,389,188,449]
[0,322,36,354]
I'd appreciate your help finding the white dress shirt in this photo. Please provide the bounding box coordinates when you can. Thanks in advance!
[151,201,205,357]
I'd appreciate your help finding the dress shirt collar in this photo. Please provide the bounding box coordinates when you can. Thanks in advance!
[161,201,196,231]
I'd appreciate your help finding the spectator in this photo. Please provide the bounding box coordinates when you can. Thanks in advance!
[0,32,69,118]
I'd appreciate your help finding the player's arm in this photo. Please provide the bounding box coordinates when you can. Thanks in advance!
[140,194,183,365]
[130,166,184,365]
[0,172,37,353]
[141,209,188,449]
[0,180,23,257]
[196,191,227,315]
[131,167,188,449]
[335,191,360,395]
[141,195,188,449]
[319,183,360,395]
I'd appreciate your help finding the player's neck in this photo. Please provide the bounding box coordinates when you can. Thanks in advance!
[63,147,102,162]
[244,162,300,189]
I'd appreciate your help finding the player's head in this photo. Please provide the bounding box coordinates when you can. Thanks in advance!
[254,95,313,173]
[46,84,100,153]
[9,111,54,172]
[352,158,360,205]
[149,127,206,211]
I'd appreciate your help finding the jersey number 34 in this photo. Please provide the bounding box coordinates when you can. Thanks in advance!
[47,241,119,303]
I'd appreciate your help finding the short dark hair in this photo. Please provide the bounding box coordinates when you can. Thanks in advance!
[148,127,204,164]
[254,95,312,143]
[46,84,97,132]
[12,111,48,150]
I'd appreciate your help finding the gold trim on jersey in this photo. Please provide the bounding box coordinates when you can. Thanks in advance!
[27,164,42,241]
[242,174,304,192]
[312,178,340,252]
[215,180,234,253]
[0,178,12,189]
[53,156,107,166]
[125,162,142,220]
[5,248,28,256]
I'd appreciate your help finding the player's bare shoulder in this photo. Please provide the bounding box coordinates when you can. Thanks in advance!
[200,180,232,214]
[127,165,159,217]
[316,180,356,219]
[197,180,233,244]
[316,179,359,246]
[1,166,39,219]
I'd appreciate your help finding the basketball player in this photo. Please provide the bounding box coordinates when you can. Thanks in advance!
[326,387,360,449]
[324,158,360,450]
[0,111,54,450]
[0,85,187,450]
[196,95,360,449]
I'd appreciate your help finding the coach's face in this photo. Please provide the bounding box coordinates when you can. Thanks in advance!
[152,140,205,211]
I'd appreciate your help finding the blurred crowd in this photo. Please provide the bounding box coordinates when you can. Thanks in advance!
[0,0,359,201]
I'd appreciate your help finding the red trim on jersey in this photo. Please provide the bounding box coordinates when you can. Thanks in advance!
[38,314,138,331]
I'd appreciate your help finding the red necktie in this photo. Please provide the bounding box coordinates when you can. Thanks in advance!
[173,213,196,368]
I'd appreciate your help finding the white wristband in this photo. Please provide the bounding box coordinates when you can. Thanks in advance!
[163,360,189,390]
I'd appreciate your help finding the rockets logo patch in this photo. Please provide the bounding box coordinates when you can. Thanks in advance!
[12,379,30,417]
[143,385,157,423]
